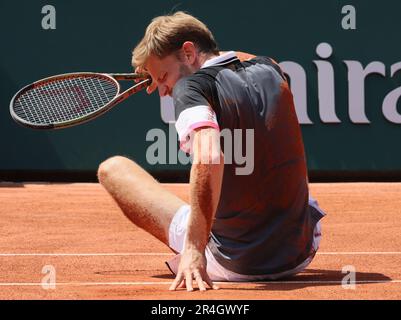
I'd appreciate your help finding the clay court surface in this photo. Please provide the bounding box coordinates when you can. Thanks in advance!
[0,182,400,300]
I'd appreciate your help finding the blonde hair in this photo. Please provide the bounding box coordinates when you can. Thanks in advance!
[132,11,219,69]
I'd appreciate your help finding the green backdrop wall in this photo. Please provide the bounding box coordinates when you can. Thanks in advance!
[1,0,400,181]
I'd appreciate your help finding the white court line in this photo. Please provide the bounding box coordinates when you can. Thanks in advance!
[317,252,401,255]
[0,280,401,287]
[1,252,401,257]
[0,282,171,287]
[0,253,174,257]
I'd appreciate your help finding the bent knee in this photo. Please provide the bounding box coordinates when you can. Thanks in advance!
[97,156,131,182]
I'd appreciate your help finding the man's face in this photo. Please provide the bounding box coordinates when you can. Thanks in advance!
[144,52,193,97]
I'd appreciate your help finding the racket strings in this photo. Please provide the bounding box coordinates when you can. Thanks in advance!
[13,76,118,125]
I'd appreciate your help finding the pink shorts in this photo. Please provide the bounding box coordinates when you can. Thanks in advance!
[166,197,324,282]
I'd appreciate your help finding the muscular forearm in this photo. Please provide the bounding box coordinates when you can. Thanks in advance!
[169,153,223,292]
[184,128,224,251]
[185,159,223,251]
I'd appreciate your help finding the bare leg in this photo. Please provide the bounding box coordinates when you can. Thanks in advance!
[97,156,188,246]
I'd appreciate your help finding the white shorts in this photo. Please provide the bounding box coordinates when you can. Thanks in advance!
[166,197,324,282]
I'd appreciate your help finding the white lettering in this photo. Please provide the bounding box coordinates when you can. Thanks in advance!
[342,265,356,290]
[382,62,401,123]
[41,5,56,30]
[341,5,356,30]
[233,129,254,176]
[41,265,56,290]
[343,61,386,123]
[146,128,167,165]
[314,43,341,123]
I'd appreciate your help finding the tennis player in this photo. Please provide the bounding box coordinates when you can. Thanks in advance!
[98,11,326,292]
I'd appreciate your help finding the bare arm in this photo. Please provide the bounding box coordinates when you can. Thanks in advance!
[187,127,224,250]
[169,127,224,291]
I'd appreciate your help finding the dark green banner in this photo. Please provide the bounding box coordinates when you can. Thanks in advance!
[1,0,400,180]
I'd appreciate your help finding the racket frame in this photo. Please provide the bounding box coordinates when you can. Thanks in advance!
[10,72,151,130]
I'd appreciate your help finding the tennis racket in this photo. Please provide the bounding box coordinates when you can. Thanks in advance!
[9,72,151,129]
